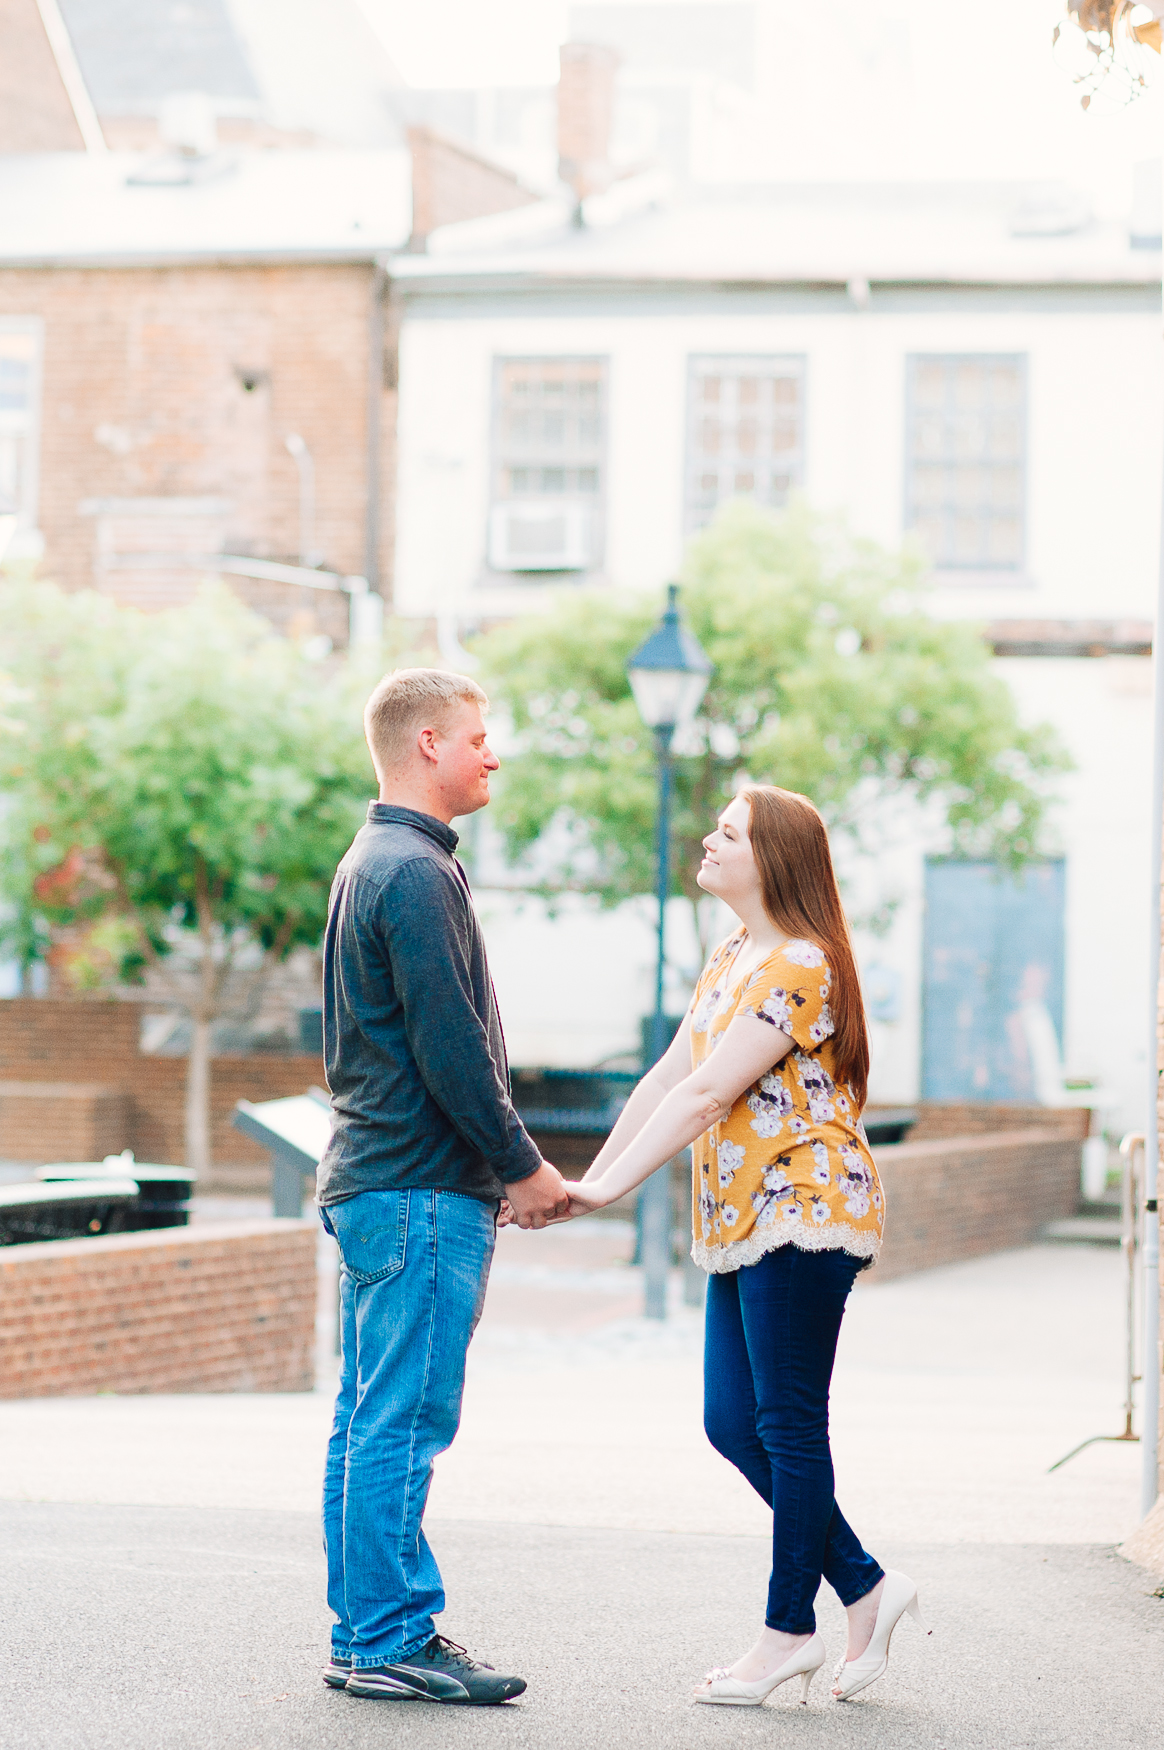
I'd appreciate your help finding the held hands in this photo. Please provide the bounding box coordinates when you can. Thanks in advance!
[498,1167,615,1228]
[498,1160,571,1229]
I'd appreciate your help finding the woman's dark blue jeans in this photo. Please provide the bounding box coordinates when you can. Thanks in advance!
[704,1242,883,1635]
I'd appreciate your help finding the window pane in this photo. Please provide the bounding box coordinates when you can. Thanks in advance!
[0,357,29,413]
[495,356,606,505]
[0,432,22,510]
[905,355,1025,569]
[686,355,805,533]
[0,332,36,520]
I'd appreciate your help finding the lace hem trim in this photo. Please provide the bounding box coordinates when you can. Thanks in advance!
[691,1221,882,1275]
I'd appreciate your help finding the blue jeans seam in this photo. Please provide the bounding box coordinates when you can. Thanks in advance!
[831,1562,886,1609]
[399,1190,438,1643]
[349,1626,433,1670]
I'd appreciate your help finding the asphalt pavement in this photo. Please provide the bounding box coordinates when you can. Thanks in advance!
[2,1502,1161,1750]
[1,1231,1161,1748]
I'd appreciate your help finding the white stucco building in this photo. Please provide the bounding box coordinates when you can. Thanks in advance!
[389,182,1162,1130]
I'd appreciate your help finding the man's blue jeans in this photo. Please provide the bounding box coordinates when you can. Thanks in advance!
[703,1243,883,1635]
[319,1187,496,1669]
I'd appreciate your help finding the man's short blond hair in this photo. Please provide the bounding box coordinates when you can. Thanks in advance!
[364,667,489,776]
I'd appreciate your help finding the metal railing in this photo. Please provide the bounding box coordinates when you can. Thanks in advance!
[1049,1131,1145,1471]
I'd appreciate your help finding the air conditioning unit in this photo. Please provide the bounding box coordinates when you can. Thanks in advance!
[488,499,595,572]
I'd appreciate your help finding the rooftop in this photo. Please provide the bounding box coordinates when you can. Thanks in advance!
[393,180,1164,292]
[0,149,410,265]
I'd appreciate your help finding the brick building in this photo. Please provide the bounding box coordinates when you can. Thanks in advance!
[0,0,539,626]
[0,149,410,630]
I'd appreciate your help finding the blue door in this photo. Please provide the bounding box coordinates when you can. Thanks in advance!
[921,859,1066,1102]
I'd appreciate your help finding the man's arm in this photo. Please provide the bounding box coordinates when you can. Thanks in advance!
[377,860,568,1225]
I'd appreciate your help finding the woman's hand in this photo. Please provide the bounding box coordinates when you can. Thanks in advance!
[564,1178,612,1217]
[540,1179,614,1224]
[501,1178,613,1227]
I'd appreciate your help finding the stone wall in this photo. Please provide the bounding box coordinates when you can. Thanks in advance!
[0,1219,316,1397]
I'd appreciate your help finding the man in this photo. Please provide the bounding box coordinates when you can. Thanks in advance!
[316,667,569,1705]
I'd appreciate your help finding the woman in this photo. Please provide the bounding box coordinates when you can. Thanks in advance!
[566,785,928,1706]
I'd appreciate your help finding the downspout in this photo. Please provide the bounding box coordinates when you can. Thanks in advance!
[1143,406,1164,1518]
[36,0,107,153]
[364,260,390,600]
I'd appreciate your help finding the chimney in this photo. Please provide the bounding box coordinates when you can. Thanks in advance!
[557,42,618,214]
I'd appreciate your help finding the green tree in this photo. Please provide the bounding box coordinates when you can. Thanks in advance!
[475,502,1069,945]
[0,581,384,1174]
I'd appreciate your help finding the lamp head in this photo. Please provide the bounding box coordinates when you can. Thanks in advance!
[626,584,712,732]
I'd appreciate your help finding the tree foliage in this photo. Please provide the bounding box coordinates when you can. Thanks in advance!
[0,580,381,1168]
[474,503,1070,909]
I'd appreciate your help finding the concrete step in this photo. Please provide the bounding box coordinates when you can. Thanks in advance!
[1041,1215,1122,1245]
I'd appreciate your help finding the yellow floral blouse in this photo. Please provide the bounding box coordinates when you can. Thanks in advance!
[689,930,884,1273]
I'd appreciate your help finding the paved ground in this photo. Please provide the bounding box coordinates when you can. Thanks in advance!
[2,1504,1161,1750]
[0,1229,1146,1544]
[1,1217,1161,1747]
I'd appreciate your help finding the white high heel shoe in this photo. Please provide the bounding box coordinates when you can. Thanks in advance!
[693,1631,827,1707]
[831,1569,931,1702]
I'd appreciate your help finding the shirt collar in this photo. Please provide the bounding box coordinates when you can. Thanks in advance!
[366,801,459,854]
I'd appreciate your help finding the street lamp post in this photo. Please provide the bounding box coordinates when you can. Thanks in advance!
[626,584,712,1318]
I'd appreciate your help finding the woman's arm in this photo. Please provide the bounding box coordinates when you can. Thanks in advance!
[578,1017,694,1183]
[569,1016,795,1210]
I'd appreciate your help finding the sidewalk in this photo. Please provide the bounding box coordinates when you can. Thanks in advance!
[0,1226,1160,1748]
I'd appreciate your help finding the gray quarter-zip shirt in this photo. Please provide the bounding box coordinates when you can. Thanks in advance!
[315,802,542,1205]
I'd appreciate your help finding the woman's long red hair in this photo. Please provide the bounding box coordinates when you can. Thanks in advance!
[741,785,869,1110]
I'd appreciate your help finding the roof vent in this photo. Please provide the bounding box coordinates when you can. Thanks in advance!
[158,92,218,159]
[125,91,235,187]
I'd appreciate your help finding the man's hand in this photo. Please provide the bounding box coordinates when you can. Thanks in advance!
[501,1161,571,1230]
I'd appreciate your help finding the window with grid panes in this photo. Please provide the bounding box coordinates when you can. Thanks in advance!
[905,355,1026,570]
[685,356,805,533]
[494,357,606,501]
[0,326,39,525]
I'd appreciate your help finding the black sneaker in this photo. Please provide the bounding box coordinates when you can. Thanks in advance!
[344,1635,526,1705]
[322,1654,351,1689]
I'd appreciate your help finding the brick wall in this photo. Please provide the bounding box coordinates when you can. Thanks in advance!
[0,1219,316,1397]
[0,998,323,1174]
[0,261,397,605]
[909,1102,1090,1142]
[0,1082,132,1161]
[407,125,537,247]
[868,1128,1083,1282]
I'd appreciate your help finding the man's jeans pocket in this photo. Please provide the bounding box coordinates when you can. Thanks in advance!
[323,1190,409,1285]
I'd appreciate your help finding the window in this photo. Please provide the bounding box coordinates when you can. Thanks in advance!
[905,355,1026,570]
[0,321,41,528]
[685,355,805,533]
[0,321,42,533]
[494,357,605,498]
[490,357,607,572]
